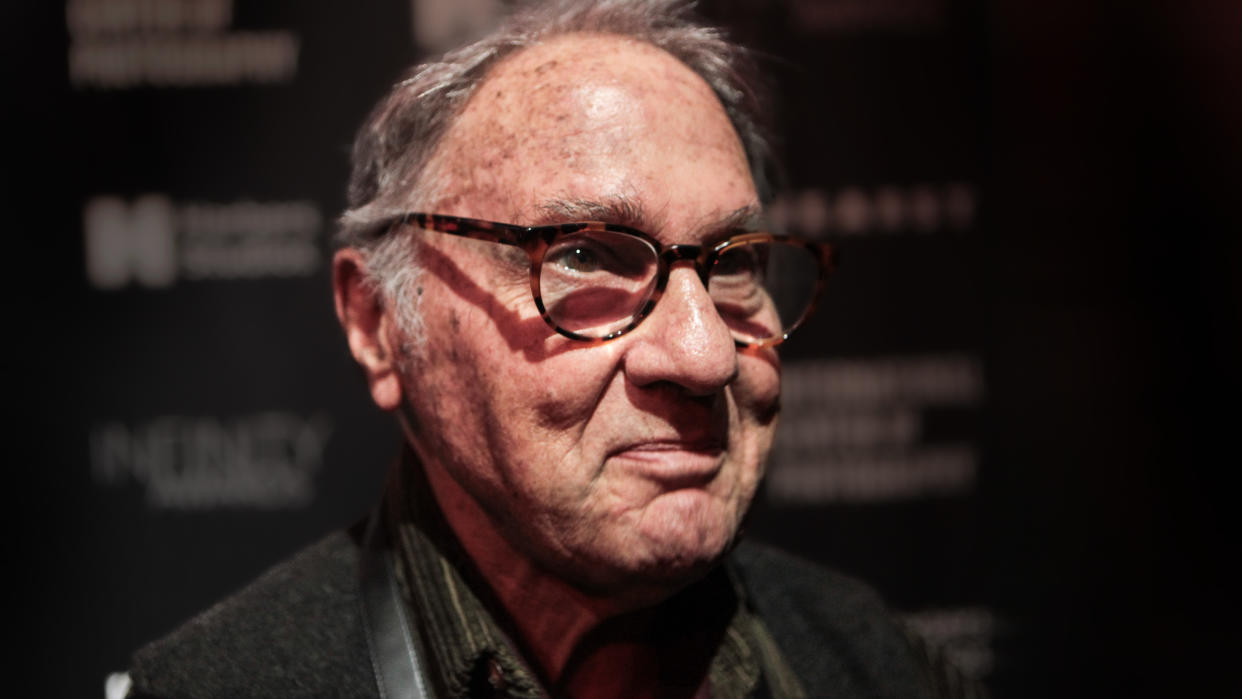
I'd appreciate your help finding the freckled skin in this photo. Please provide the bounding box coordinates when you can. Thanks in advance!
[398,34,779,599]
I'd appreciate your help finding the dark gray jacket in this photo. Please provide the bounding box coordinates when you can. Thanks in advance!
[128,529,971,698]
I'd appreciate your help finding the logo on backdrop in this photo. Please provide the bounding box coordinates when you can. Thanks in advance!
[410,0,503,52]
[91,412,333,509]
[67,0,300,89]
[84,194,322,289]
[766,183,977,238]
[767,354,984,503]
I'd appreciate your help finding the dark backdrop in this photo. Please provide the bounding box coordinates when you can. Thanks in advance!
[10,0,1239,696]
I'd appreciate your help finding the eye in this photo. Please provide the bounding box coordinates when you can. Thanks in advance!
[548,244,604,273]
[544,233,654,279]
[713,245,765,280]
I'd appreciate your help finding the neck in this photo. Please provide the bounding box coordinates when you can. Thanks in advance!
[419,450,624,675]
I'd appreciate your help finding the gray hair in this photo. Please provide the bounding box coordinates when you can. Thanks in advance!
[337,0,773,342]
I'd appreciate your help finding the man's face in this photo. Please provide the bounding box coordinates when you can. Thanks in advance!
[394,34,779,595]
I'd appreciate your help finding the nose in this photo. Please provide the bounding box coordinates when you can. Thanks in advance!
[620,263,739,395]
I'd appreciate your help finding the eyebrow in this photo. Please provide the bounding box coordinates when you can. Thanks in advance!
[532,196,650,229]
[532,198,763,241]
[708,204,764,235]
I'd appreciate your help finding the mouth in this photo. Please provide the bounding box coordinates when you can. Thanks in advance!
[607,438,726,488]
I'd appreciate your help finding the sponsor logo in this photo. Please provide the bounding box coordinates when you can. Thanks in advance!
[84,195,322,289]
[767,446,977,503]
[767,354,984,503]
[67,0,299,89]
[90,412,333,510]
[84,195,177,289]
[409,0,501,53]
[410,0,503,52]
[767,183,977,238]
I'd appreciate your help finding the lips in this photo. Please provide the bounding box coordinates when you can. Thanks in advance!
[607,436,726,488]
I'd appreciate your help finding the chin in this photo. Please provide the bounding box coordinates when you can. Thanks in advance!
[587,490,743,598]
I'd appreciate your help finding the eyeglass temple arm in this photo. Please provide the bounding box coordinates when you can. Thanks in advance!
[391,212,534,248]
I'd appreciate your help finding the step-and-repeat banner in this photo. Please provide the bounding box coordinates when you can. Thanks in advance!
[21,0,1238,696]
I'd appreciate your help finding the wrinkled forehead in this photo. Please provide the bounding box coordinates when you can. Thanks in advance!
[422,33,755,231]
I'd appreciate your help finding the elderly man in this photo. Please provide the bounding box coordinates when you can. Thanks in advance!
[123,1,970,697]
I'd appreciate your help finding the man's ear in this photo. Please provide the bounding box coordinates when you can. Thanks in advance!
[333,248,404,411]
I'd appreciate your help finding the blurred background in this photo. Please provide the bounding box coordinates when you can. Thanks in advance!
[9,0,1239,696]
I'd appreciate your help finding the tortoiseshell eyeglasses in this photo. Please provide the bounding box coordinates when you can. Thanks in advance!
[376,212,836,348]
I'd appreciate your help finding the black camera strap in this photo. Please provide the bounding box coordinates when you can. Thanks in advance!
[359,511,435,699]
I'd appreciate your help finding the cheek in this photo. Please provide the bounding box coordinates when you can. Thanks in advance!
[505,335,629,437]
[727,352,781,493]
[466,339,626,496]
[735,351,782,425]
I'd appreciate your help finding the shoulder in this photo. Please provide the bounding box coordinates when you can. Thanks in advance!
[127,528,377,699]
[730,540,967,699]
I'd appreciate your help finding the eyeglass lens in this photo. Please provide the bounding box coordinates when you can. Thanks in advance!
[538,231,820,343]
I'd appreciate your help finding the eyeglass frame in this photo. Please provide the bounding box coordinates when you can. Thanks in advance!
[371,212,837,348]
